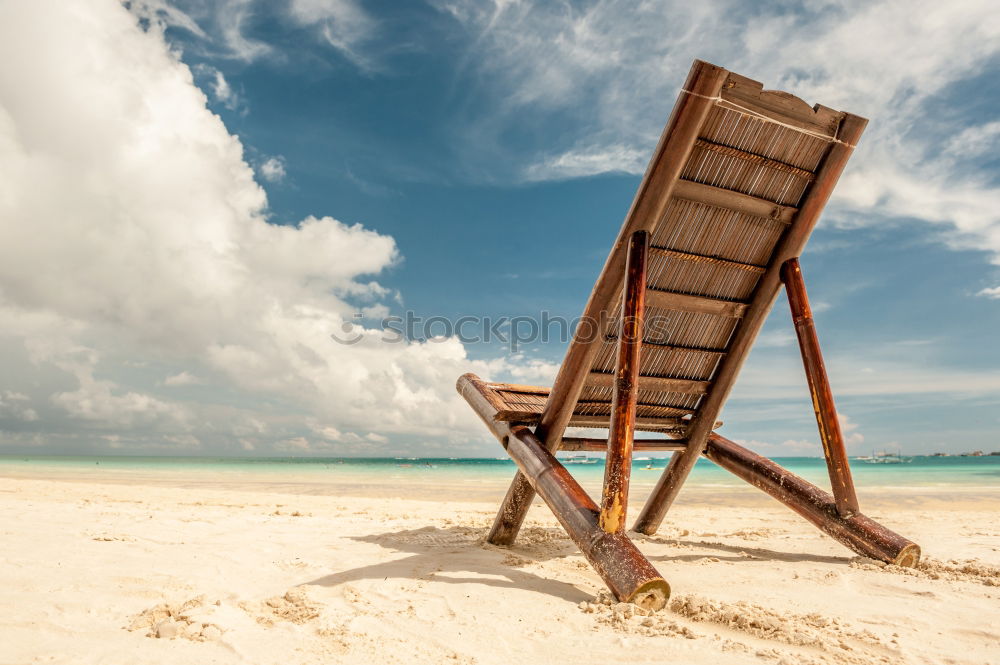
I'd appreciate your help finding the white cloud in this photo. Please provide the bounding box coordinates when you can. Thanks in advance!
[942,120,1000,159]
[837,412,865,448]
[288,0,378,71]
[523,144,647,182]
[126,0,208,38]
[164,371,204,386]
[735,347,1000,400]
[977,286,1000,299]
[192,64,244,113]
[258,156,287,182]
[440,0,1000,264]
[756,329,797,349]
[52,376,186,429]
[732,437,817,456]
[0,0,550,453]
[0,391,39,423]
[214,0,273,62]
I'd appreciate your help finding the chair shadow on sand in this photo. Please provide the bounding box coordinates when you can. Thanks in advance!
[302,525,593,603]
[303,524,850,601]
[642,537,851,565]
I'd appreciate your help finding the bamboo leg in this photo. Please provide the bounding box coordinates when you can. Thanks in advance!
[486,475,536,545]
[780,258,859,517]
[703,433,919,565]
[458,374,670,608]
[600,230,648,533]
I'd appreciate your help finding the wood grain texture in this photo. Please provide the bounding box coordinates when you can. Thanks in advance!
[720,72,843,136]
[600,231,648,533]
[633,113,869,536]
[781,258,859,516]
[649,245,767,273]
[457,373,671,608]
[585,371,709,395]
[704,433,919,565]
[672,179,796,224]
[560,438,688,452]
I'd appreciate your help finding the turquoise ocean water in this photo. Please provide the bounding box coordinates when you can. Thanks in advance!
[1,454,999,490]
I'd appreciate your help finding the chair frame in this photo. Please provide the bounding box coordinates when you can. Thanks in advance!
[457,60,919,609]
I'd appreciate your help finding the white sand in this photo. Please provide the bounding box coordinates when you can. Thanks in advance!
[0,473,998,665]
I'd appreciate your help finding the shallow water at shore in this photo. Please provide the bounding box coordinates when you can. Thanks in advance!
[2,454,998,505]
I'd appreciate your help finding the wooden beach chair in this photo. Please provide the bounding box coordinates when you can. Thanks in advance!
[457,60,920,610]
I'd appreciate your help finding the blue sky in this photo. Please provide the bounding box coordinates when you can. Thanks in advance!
[0,0,998,457]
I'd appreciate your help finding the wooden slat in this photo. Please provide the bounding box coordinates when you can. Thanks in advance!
[576,398,692,410]
[568,415,689,430]
[605,337,727,355]
[494,406,549,423]
[645,288,748,317]
[694,138,816,181]
[633,113,869,536]
[561,438,689,452]
[486,382,548,395]
[493,403,694,428]
[720,72,843,137]
[672,179,796,223]
[586,371,709,395]
[648,246,766,273]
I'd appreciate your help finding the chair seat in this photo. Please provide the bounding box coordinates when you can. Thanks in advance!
[480,380,721,434]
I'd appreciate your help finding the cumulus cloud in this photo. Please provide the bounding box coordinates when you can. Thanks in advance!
[258,156,287,182]
[0,0,553,453]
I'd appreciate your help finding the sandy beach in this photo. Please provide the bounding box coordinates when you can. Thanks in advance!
[1,467,997,665]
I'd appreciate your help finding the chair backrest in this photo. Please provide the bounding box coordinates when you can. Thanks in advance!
[541,60,867,442]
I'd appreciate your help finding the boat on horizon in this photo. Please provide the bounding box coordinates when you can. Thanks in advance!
[856,449,913,464]
[562,454,599,465]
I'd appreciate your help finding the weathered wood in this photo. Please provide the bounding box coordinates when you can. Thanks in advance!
[486,60,730,546]
[605,339,727,355]
[458,373,671,608]
[600,231,648,533]
[720,72,843,137]
[561,438,688,452]
[649,246,766,274]
[645,288,748,318]
[586,371,709,395]
[703,433,919,566]
[672,179,796,224]
[564,414,689,430]
[634,113,869,536]
[781,258,859,517]
[693,138,817,181]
